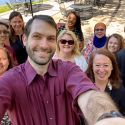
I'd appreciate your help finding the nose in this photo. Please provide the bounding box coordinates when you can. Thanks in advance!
[65,42,69,45]
[111,43,115,47]
[98,66,105,72]
[0,32,5,36]
[39,38,49,49]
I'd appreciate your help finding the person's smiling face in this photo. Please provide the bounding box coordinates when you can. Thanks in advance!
[24,20,57,66]
[67,13,76,28]
[0,24,9,45]
[94,26,106,38]
[94,23,106,38]
[92,54,113,82]
[0,49,9,75]
[107,36,120,53]
[10,16,24,34]
[59,34,75,54]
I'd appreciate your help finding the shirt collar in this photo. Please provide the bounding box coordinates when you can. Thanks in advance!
[47,60,58,77]
[25,60,58,85]
[25,61,37,85]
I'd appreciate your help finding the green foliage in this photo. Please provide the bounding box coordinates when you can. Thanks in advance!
[0,0,48,13]
[0,5,11,13]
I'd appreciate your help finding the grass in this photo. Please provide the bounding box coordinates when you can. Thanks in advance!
[0,5,11,13]
[0,0,48,13]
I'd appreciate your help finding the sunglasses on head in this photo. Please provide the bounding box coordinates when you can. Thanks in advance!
[95,28,105,31]
[60,39,74,45]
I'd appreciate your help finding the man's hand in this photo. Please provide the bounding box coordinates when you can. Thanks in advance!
[78,91,118,125]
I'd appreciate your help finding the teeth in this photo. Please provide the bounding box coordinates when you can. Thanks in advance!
[98,74,105,78]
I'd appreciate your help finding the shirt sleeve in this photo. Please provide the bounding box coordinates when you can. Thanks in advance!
[65,63,96,99]
[65,63,97,117]
[0,71,14,121]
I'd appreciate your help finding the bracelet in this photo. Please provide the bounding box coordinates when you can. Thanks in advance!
[97,110,123,121]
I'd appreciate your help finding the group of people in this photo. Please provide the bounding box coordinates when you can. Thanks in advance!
[0,9,125,125]
[0,11,27,124]
[56,11,125,117]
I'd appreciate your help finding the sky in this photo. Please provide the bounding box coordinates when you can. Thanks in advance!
[0,0,33,5]
[0,0,9,5]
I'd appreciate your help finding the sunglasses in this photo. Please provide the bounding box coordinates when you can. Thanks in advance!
[60,39,74,45]
[95,29,105,31]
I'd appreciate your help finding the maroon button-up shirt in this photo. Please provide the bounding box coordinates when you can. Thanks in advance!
[0,59,96,125]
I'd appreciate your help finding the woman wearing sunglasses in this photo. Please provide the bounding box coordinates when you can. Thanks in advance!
[53,30,88,72]
[83,22,107,63]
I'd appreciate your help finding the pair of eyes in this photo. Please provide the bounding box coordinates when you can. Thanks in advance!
[0,30,9,35]
[0,57,8,61]
[12,21,23,24]
[32,34,56,41]
[108,42,119,46]
[93,64,111,68]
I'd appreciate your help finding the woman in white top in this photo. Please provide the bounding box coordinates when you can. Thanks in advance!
[53,30,88,72]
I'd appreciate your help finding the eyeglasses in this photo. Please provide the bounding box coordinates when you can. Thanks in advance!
[0,30,9,35]
[60,39,74,45]
[95,29,105,32]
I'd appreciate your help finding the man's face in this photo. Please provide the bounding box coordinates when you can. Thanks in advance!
[24,20,57,65]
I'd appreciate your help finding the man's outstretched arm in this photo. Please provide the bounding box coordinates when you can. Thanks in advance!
[78,91,118,125]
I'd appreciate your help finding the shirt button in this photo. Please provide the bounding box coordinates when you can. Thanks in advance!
[49,117,53,120]
[46,101,49,104]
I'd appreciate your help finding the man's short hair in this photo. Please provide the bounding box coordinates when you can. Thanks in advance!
[24,15,57,37]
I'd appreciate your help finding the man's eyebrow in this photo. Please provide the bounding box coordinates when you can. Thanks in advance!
[49,35,56,37]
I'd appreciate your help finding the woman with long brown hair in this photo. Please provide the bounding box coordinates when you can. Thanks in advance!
[9,11,27,64]
[86,48,125,115]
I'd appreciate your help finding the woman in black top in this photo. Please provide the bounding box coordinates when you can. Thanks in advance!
[57,11,84,51]
[86,48,125,116]
[9,11,27,64]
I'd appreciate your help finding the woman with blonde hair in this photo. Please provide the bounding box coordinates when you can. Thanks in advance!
[53,30,88,71]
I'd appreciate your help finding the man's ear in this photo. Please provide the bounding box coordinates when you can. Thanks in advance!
[22,34,27,46]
